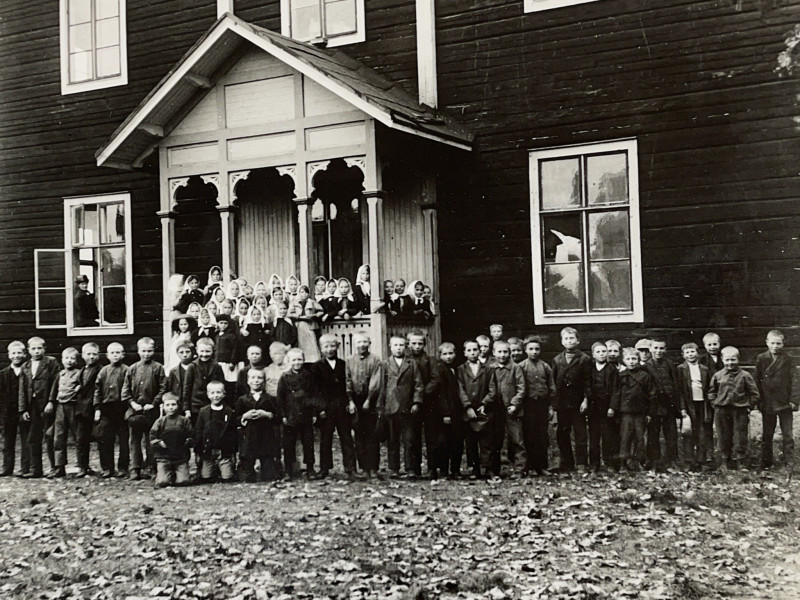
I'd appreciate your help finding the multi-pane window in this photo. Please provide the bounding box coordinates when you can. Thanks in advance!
[60,0,127,94]
[529,140,643,324]
[282,0,365,47]
[524,0,603,13]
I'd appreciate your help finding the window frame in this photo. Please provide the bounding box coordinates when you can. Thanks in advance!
[529,138,643,325]
[34,249,69,330]
[59,0,128,96]
[280,0,366,48]
[524,0,603,13]
[63,192,134,336]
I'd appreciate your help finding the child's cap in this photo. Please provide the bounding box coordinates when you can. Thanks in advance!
[75,274,89,284]
[634,339,652,350]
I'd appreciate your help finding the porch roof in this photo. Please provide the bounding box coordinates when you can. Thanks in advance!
[96,13,473,169]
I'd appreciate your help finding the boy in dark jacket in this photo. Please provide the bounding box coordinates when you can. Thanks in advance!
[551,327,592,473]
[277,348,320,479]
[609,348,656,471]
[1,341,27,476]
[755,330,796,469]
[237,370,281,482]
[407,330,435,477]
[122,337,167,480]
[519,336,555,476]
[427,342,462,479]
[709,346,760,470]
[18,337,60,478]
[487,341,524,477]
[587,342,621,471]
[52,347,82,478]
[677,342,712,470]
[150,392,193,487]
[182,337,225,423]
[272,302,298,349]
[457,340,494,479]
[382,336,424,478]
[345,332,383,478]
[167,341,194,397]
[647,338,680,471]
[312,335,356,479]
[195,381,238,482]
[93,342,129,478]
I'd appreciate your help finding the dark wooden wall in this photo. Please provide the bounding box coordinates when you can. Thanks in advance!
[2,0,800,365]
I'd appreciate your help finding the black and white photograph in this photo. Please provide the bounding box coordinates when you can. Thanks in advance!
[1,0,800,598]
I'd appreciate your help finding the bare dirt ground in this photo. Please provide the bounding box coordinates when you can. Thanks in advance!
[0,421,798,600]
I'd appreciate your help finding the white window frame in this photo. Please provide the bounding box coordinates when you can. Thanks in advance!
[529,138,643,325]
[59,0,128,95]
[34,249,69,329]
[280,0,366,48]
[524,0,603,12]
[64,192,134,336]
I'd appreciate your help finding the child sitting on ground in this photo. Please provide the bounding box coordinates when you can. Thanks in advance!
[150,393,193,487]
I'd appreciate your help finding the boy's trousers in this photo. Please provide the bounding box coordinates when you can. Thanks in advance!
[646,415,678,467]
[200,454,235,481]
[555,406,588,469]
[354,410,380,472]
[54,402,78,467]
[98,403,129,473]
[522,401,549,472]
[238,455,276,482]
[129,417,156,471]
[761,409,794,467]
[386,413,422,475]
[319,408,356,474]
[3,409,29,474]
[505,414,526,470]
[619,414,646,465]
[155,459,189,487]
[465,414,503,476]
[27,409,55,476]
[714,406,749,464]
[446,419,465,476]
[685,400,713,465]
[283,423,314,474]
[588,411,620,469]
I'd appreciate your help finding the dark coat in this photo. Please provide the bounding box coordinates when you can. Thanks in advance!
[235,392,280,458]
[352,286,370,315]
[699,352,722,374]
[18,356,60,415]
[194,404,238,458]
[216,331,241,364]
[588,364,621,415]
[272,319,298,348]
[428,360,461,421]
[676,361,712,422]
[76,364,100,419]
[382,356,423,416]
[312,358,348,414]
[647,357,679,417]
[456,361,492,412]
[0,365,22,423]
[551,350,593,411]
[610,367,656,415]
[182,359,225,415]
[277,367,321,427]
[755,351,796,414]
[175,289,205,314]
[150,414,193,462]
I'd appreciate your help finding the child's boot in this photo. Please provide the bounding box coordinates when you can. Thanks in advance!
[128,468,140,481]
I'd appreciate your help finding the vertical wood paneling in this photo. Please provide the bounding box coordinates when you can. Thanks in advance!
[236,197,296,283]
[383,184,429,291]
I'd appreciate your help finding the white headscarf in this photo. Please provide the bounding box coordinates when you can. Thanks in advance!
[355,264,370,297]
[334,277,355,302]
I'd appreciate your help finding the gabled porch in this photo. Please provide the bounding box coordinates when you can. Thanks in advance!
[96,14,472,358]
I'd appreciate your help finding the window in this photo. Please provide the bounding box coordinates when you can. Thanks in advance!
[34,250,68,329]
[281,0,365,47]
[60,0,128,95]
[529,139,643,324]
[524,0,603,12]
[64,193,133,335]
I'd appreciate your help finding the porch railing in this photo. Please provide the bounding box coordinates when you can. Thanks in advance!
[320,314,440,359]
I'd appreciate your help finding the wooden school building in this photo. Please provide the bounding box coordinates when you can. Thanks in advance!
[1,0,799,361]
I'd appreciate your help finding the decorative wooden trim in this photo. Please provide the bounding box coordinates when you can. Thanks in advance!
[277,165,297,186]
[229,171,251,203]
[524,0,602,13]
[415,0,437,108]
[200,174,220,193]
[217,0,234,19]
[307,160,331,191]
[169,177,190,202]
[344,156,366,173]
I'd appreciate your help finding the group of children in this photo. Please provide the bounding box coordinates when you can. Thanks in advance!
[0,325,794,487]
[166,266,435,373]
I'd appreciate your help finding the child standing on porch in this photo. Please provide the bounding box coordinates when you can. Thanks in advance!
[291,285,322,362]
[272,301,298,349]
[176,275,205,314]
[353,264,371,316]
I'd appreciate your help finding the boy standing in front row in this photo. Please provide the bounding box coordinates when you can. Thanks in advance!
[150,393,193,487]
[94,342,129,478]
[74,343,101,477]
[587,342,621,471]
[609,348,656,471]
[488,341,525,476]
[277,348,319,479]
[426,342,462,479]
[123,337,167,480]
[52,347,82,477]
[755,330,797,469]
[458,340,494,479]
[677,342,712,470]
[1,341,27,476]
[551,327,592,473]
[346,332,383,479]
[708,346,759,470]
[647,338,679,471]
[19,337,61,478]
[519,336,555,476]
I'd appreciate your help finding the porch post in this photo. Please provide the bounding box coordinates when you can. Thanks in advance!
[157,210,176,352]
[421,173,441,352]
[364,189,386,358]
[218,206,236,282]
[294,197,313,285]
